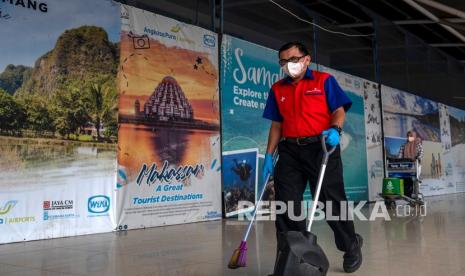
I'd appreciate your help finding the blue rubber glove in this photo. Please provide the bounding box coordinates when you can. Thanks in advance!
[322,128,340,147]
[263,153,273,183]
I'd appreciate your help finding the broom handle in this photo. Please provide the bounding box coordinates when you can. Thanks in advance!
[242,150,277,242]
[243,172,271,241]
[307,135,336,232]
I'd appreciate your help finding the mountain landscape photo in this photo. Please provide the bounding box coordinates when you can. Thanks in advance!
[0,25,120,142]
[382,87,441,142]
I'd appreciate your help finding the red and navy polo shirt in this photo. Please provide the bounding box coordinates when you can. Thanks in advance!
[263,68,352,137]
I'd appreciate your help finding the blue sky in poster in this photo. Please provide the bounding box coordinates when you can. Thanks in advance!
[0,0,120,71]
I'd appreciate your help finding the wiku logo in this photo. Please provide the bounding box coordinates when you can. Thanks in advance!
[0,200,18,215]
[88,196,110,214]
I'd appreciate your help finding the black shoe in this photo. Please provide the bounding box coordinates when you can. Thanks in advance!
[343,234,363,273]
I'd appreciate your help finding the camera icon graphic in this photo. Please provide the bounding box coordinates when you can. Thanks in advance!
[132,35,150,49]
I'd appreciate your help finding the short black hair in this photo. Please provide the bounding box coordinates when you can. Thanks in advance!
[278,41,310,56]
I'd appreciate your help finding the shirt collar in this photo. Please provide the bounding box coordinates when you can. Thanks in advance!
[283,68,314,84]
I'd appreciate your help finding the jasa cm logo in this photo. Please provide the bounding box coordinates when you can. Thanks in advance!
[0,200,18,215]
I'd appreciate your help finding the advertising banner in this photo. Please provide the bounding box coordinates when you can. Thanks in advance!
[220,35,282,216]
[447,105,465,192]
[363,81,384,201]
[221,35,283,154]
[320,66,369,201]
[438,104,455,193]
[381,85,446,196]
[116,5,222,229]
[0,0,120,243]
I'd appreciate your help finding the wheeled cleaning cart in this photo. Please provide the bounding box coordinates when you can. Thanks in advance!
[380,158,424,209]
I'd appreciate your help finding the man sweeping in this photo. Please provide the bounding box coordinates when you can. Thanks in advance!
[262,42,363,273]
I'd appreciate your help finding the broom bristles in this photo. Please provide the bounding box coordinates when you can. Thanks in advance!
[228,241,247,269]
[228,248,241,269]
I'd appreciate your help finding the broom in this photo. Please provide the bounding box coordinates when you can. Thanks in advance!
[228,172,272,269]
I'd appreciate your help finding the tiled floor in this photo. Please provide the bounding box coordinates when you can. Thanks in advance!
[1,193,465,276]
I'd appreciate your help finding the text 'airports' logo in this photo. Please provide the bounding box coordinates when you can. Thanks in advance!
[203,34,216,48]
[0,200,17,215]
[88,196,110,215]
[0,200,35,225]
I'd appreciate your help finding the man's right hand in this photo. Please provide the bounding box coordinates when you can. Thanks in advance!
[263,153,273,183]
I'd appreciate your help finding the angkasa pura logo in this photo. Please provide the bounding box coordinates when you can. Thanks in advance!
[143,25,195,45]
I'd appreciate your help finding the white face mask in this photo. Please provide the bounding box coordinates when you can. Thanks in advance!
[408,137,415,142]
[282,61,305,78]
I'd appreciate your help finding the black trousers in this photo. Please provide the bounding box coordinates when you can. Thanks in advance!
[274,140,357,252]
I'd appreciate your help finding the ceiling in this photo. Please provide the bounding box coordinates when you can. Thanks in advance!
[117,0,465,109]
[294,0,465,108]
[298,0,465,63]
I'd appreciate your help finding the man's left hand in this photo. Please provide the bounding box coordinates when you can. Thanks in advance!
[322,128,340,147]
